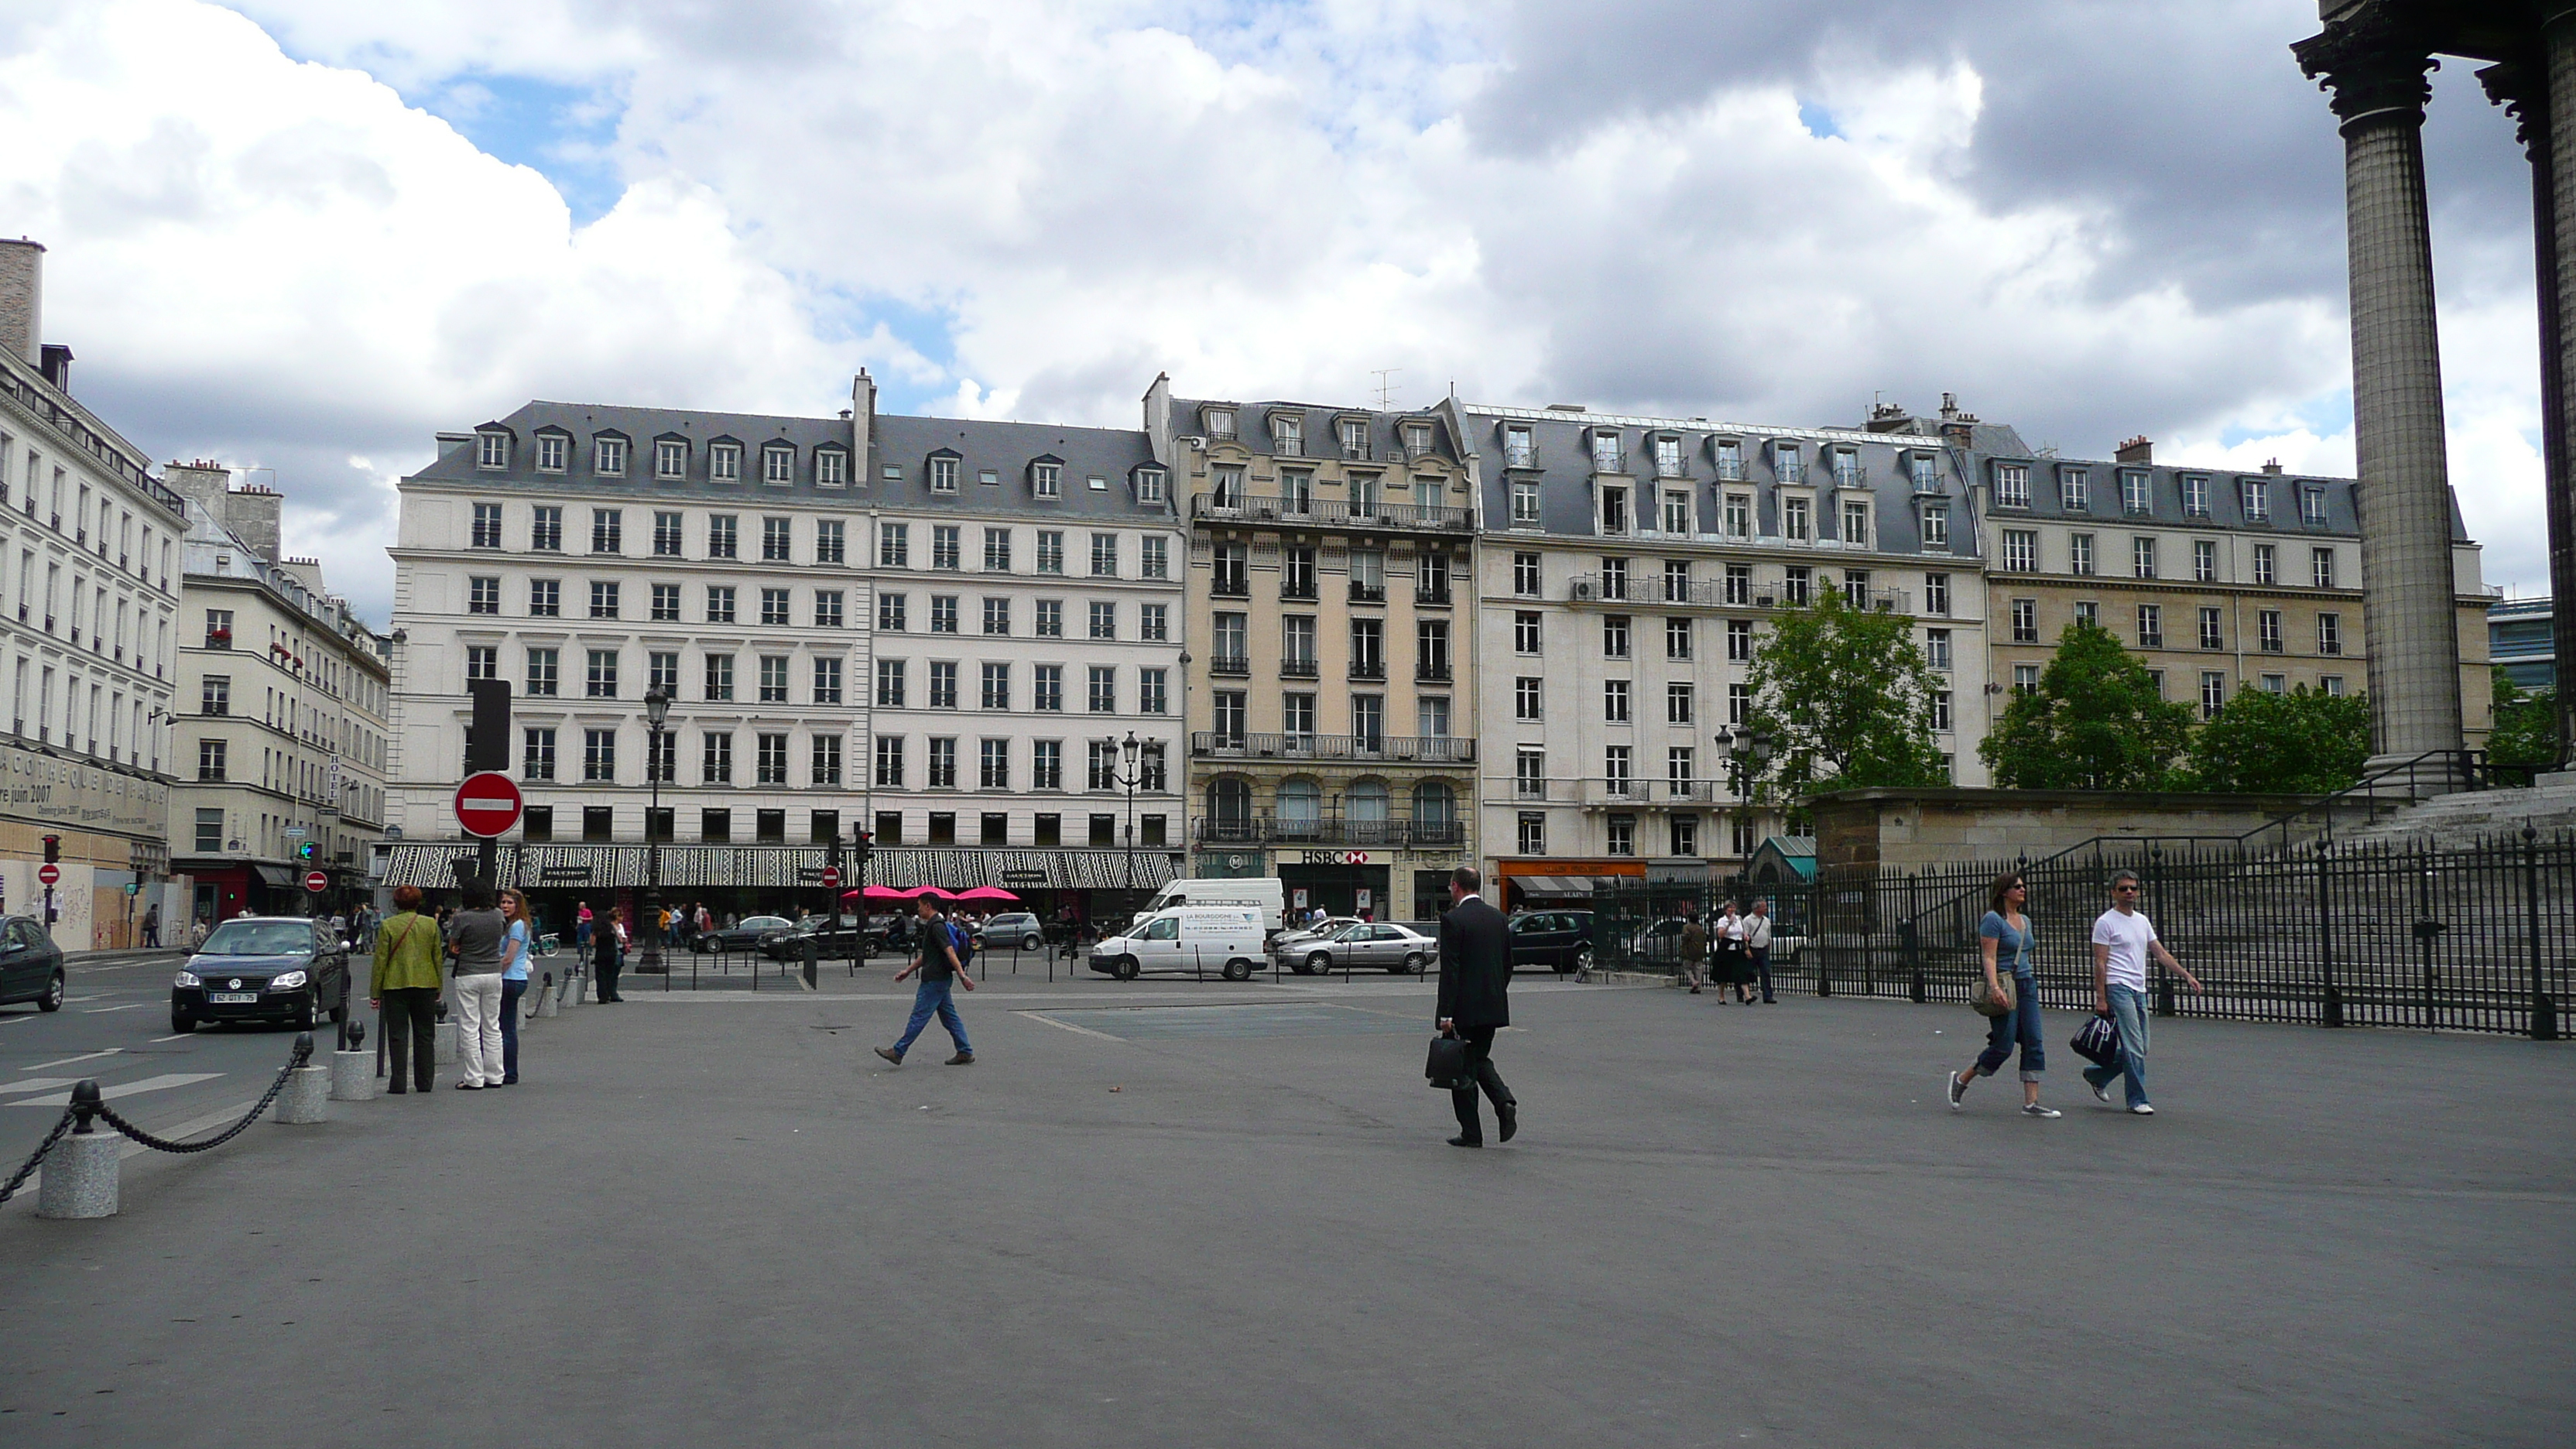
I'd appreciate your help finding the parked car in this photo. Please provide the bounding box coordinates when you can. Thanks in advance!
[0,914,65,1012]
[1285,920,1436,975]
[1508,909,1596,977]
[171,916,351,1033]
[1624,916,1699,968]
[1273,916,1362,960]
[970,912,1046,953]
[762,914,872,961]
[694,915,795,954]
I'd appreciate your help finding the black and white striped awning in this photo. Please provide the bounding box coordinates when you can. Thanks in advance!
[379,844,1183,893]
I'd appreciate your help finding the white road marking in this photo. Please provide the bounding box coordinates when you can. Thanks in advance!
[81,1002,150,1013]
[63,995,104,1003]
[11,1072,223,1107]
[0,1077,81,1095]
[1016,1012,1125,1043]
[26,1049,121,1070]
[148,1033,195,1043]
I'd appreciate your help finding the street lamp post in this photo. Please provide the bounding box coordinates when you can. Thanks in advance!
[1121,730,1141,894]
[1718,723,1776,871]
[642,687,670,975]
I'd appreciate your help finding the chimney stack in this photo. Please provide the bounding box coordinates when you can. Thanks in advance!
[2262,457,2283,474]
[0,238,43,368]
[2115,435,2153,464]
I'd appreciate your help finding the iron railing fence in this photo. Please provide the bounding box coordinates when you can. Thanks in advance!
[1583,831,2574,1039]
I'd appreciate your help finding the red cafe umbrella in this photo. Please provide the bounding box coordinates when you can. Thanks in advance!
[905,885,958,899]
[956,886,1020,903]
[845,886,909,903]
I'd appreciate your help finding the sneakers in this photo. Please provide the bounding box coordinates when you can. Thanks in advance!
[2021,1102,2061,1118]
[1946,1071,1968,1112]
[2129,1103,2156,1115]
[946,1051,975,1066]
[2091,1078,2112,1104]
[873,1046,903,1065]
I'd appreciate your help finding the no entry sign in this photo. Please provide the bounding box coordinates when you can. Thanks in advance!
[304,870,329,893]
[454,771,525,838]
[820,867,841,889]
[36,863,59,886]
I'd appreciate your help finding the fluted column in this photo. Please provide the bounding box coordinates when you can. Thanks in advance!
[2299,27,2465,769]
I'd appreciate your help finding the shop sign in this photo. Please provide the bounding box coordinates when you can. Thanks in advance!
[999,870,1050,887]
[1295,850,1369,865]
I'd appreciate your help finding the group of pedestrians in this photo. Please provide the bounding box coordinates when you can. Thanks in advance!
[366,883,632,1095]
[1677,899,1774,1003]
[1948,868,2204,1119]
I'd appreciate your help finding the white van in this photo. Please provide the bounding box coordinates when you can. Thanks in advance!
[1090,906,1269,981]
[1132,878,1287,933]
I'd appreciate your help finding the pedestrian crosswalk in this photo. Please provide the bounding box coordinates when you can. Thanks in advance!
[5,1072,222,1107]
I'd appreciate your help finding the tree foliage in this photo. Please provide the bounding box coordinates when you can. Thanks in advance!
[2487,667,2562,771]
[2183,683,2370,794]
[1979,621,2195,790]
[1743,591,1948,800]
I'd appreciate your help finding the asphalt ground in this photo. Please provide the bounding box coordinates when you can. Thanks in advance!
[3,970,2568,1447]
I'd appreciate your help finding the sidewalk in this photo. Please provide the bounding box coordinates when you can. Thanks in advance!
[4,977,2568,1447]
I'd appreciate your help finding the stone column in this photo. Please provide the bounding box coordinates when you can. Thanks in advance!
[2299,27,2466,773]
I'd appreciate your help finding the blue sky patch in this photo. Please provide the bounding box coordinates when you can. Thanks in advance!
[408,72,627,225]
[1798,101,1841,140]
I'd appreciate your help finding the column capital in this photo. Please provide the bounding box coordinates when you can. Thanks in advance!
[2293,12,2437,136]
[2477,58,2547,163]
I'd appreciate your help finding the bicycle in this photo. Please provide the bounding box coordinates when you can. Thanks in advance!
[535,932,563,957]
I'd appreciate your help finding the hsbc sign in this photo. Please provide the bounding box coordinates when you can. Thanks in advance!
[1295,850,1371,865]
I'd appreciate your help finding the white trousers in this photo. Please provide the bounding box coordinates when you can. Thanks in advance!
[453,973,507,1086]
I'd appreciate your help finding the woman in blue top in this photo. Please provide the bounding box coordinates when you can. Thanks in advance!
[497,889,534,1087]
[1947,872,2059,1118]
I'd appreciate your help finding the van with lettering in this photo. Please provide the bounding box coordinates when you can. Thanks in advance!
[1129,877,1286,934]
[1089,906,1268,981]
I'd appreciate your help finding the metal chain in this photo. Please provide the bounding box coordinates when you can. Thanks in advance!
[94,1036,313,1156]
[0,1107,78,1204]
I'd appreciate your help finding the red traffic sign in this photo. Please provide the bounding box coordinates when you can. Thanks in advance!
[304,870,329,893]
[820,867,841,889]
[453,771,524,838]
[36,863,59,886]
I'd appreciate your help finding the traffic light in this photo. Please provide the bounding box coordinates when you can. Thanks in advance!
[296,841,317,861]
[41,835,59,864]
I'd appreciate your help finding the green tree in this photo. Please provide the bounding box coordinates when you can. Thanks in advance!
[2487,667,2561,771]
[1979,621,2195,790]
[2184,684,2370,794]
[1742,591,1947,800]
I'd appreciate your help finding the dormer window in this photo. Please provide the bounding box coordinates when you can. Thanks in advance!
[816,449,847,487]
[1273,414,1304,457]
[1404,423,1433,459]
[535,433,567,473]
[1714,438,1744,480]
[594,437,627,477]
[1601,484,1630,535]
[1831,448,1861,487]
[1205,407,1236,439]
[1338,418,1370,461]
[2300,483,2327,526]
[711,443,742,482]
[656,440,687,479]
[1653,436,1684,478]
[1504,425,1535,468]
[1995,462,2030,508]
[2241,478,2269,522]
[2122,471,2151,514]
[1135,468,1166,504]
[1590,430,1623,473]
[477,432,510,470]
[1910,453,1939,489]
[1774,442,1803,484]
[1033,462,1061,498]
[2060,468,2088,511]
[763,445,795,485]
[2182,475,2209,516]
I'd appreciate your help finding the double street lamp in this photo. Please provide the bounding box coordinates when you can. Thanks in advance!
[1096,730,1144,895]
[642,687,670,975]
[1718,723,1776,860]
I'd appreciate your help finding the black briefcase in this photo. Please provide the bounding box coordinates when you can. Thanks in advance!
[1426,1033,1468,1090]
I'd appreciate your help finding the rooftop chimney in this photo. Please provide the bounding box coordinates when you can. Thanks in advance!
[1865,399,1913,433]
[2262,457,2283,474]
[2115,435,2153,464]
[0,238,43,367]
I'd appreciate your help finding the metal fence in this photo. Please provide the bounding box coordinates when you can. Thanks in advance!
[1589,831,2574,1039]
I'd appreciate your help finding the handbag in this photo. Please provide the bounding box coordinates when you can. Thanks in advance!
[1425,1033,1468,1091]
[1969,975,2016,1018]
[2071,1012,2124,1068]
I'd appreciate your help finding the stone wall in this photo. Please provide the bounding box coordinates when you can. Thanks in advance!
[1809,788,2319,872]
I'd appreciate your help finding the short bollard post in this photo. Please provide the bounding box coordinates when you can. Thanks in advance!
[537,969,561,1018]
[274,1033,330,1124]
[38,1080,119,1220]
[331,1019,375,1102]
[435,1012,460,1064]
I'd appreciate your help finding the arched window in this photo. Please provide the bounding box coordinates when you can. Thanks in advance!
[1347,779,1389,842]
[1207,777,1252,834]
[1278,778,1322,832]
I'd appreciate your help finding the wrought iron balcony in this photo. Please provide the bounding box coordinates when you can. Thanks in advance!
[1189,495,1475,533]
[1414,663,1451,683]
[1348,660,1386,681]
[1209,653,1251,677]
[1414,585,1451,606]
[1190,731,1475,764]
[1194,816,1467,847]
[1279,658,1319,680]
[1348,581,1386,603]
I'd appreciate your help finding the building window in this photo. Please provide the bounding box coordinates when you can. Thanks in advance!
[194,807,224,853]
[878,594,907,632]
[2312,547,2337,589]
[1602,679,1629,723]
[875,736,905,788]
[200,676,229,715]
[1601,485,1629,535]
[1141,668,1168,714]
[710,444,741,482]
[2060,469,2088,511]
[649,652,680,694]
[1602,615,1630,659]
[929,662,959,709]
[522,728,556,782]
[1088,666,1115,714]
[1511,481,1540,526]
[466,646,497,681]
[528,579,560,617]
[980,662,1010,711]
[879,522,909,568]
[2300,484,2327,526]
[759,733,790,786]
[1663,560,1691,603]
[648,734,676,785]
[478,432,509,469]
[197,738,226,781]
[2201,608,2225,651]
[586,650,618,698]
[2242,479,2269,522]
[930,526,960,570]
[704,653,735,702]
[702,732,733,784]
[590,581,619,619]
[649,511,680,557]
[1142,536,1170,580]
[1514,677,1542,721]
[761,656,790,704]
[1513,611,1542,655]
[595,437,627,477]
[2074,601,2099,628]
[466,577,499,615]
[1604,745,1633,797]
[2252,543,2276,584]
[2321,675,2345,697]
[1923,629,1951,672]
[1030,663,1063,712]
[592,509,623,554]
[1136,468,1165,502]
[1994,463,2029,509]
[1728,682,1749,726]
[1516,748,1547,800]
[1667,681,1694,724]
[930,456,959,492]
[2014,663,2041,694]
[814,519,845,565]
[2003,529,2036,572]
[2319,613,2343,656]
[1670,816,1698,857]
[1663,490,1693,533]
[817,450,847,487]
[526,648,559,697]
[1920,500,1948,547]
[1923,572,1950,616]
[1667,747,1694,798]
[2069,533,2095,577]
[1517,811,1547,855]
[2201,671,2226,720]
[2132,536,2157,579]
[2182,475,2210,516]
[2191,539,2215,582]
[707,516,738,559]
[1091,533,1118,577]
[1843,570,1871,608]
[815,591,844,629]
[707,585,736,624]
[584,729,617,783]
[1782,496,1810,542]
[471,502,502,549]
[529,505,562,552]
[2123,472,2152,514]
[2137,605,2163,649]
[1727,619,1753,663]
[1089,601,1115,640]
[1663,618,1690,659]
[1781,566,1809,606]
[929,597,958,633]
[1932,690,1953,732]
[2258,609,2283,653]
[1841,499,1870,547]
[982,598,1010,636]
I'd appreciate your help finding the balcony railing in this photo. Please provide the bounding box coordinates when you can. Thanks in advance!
[1280,584,1318,601]
[1280,658,1319,679]
[1348,660,1386,681]
[1194,816,1467,848]
[1210,653,1250,677]
[1415,663,1451,683]
[1190,731,1475,763]
[1716,459,1747,481]
[1831,465,1869,489]
[1210,577,1249,598]
[1415,585,1451,606]
[1349,581,1386,603]
[1190,495,1475,532]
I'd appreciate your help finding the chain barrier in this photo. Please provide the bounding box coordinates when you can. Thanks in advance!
[90,1032,316,1156]
[0,1107,78,1205]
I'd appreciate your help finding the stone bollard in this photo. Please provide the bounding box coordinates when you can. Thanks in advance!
[537,970,560,1018]
[435,1017,459,1064]
[38,1081,118,1220]
[329,1050,376,1102]
[273,1064,330,1124]
[565,968,587,1008]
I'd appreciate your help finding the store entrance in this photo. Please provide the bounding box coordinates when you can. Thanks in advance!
[1279,863,1392,921]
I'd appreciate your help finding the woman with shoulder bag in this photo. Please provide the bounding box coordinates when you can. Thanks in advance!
[1947,872,2058,1118]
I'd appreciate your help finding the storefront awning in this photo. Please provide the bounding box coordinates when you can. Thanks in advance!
[251,864,299,889]
[379,844,1186,893]
[1513,875,1607,900]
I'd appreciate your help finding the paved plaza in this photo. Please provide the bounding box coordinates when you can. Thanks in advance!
[4,968,2569,1447]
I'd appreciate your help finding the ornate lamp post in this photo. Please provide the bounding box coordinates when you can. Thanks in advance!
[641,687,670,975]
[1718,723,1776,867]
[1121,730,1142,893]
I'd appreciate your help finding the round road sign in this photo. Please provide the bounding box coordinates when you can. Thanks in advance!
[453,771,525,838]
[820,867,842,889]
[304,870,329,893]
[36,863,60,886]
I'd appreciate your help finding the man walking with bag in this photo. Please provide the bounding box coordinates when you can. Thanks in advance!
[876,896,976,1066]
[2084,870,2203,1115]
[1435,867,1516,1148]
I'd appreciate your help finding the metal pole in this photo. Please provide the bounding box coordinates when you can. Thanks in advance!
[2526,827,2558,1040]
[642,724,663,977]
[2315,838,2342,1029]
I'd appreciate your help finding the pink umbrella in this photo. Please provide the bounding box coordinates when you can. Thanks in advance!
[956,886,1020,903]
[846,886,907,903]
[905,885,958,899]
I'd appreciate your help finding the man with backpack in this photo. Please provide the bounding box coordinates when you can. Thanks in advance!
[875,895,977,1066]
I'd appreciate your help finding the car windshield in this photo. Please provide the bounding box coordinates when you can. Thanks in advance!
[742,917,791,931]
[989,914,1035,929]
[200,922,315,956]
[1328,923,1370,940]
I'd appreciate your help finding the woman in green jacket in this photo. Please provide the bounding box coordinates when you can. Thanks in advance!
[372,886,445,1094]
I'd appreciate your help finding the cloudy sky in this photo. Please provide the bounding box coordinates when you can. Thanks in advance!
[0,0,2550,622]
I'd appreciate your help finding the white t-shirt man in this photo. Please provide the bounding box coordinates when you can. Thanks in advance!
[2091,908,2159,992]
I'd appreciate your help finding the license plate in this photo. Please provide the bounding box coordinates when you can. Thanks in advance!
[207,992,258,1004]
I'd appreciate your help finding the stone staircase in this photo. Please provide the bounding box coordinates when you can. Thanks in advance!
[2330,776,2576,848]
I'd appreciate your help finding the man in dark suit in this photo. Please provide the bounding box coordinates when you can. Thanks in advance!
[1435,866,1517,1148]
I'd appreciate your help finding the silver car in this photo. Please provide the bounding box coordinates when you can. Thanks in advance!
[1289,921,1435,975]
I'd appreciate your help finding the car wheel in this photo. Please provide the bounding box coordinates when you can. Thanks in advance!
[39,971,64,1012]
[1573,944,1595,972]
[1400,952,1425,975]
[293,994,317,1032]
[1116,955,1141,981]
[170,1009,193,1034]
[1022,934,1042,952]
[1305,951,1331,975]
[1221,957,1253,981]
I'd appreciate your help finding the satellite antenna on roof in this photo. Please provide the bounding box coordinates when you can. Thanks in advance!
[1371,368,1401,409]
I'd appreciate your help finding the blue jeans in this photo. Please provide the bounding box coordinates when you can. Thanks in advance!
[2083,985,2152,1108]
[894,977,970,1057]
[1973,970,2043,1082]
[499,978,528,1082]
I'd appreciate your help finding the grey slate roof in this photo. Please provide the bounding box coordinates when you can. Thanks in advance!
[1953,443,2451,540]
[1170,398,1463,467]
[414,399,856,499]
[870,413,1172,520]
